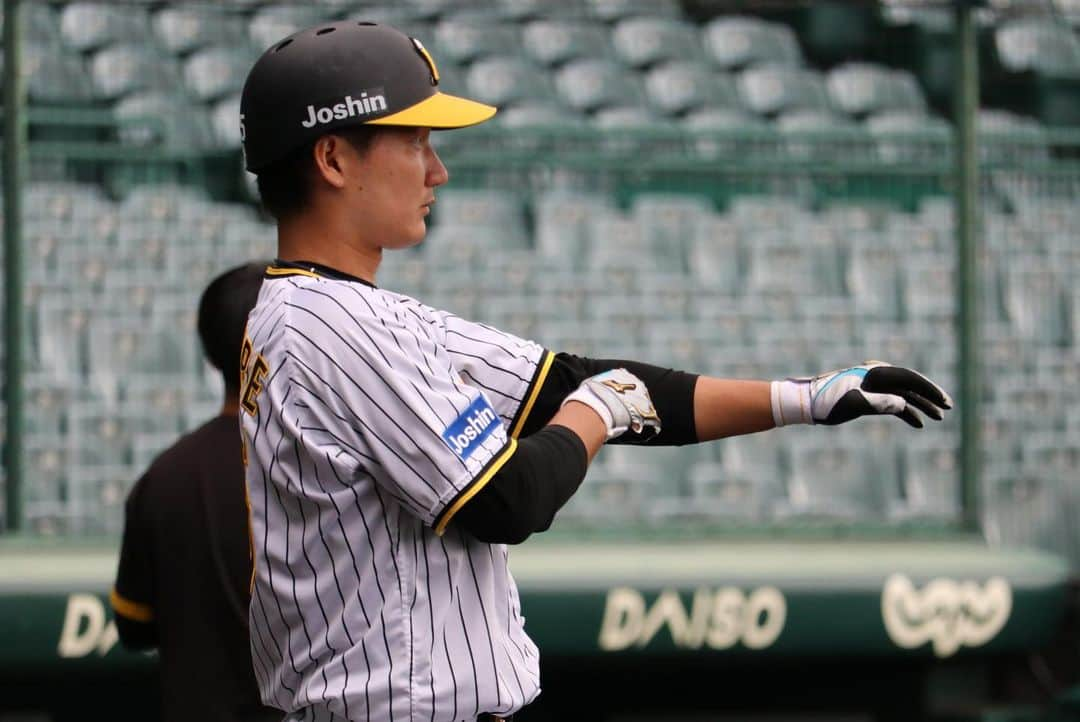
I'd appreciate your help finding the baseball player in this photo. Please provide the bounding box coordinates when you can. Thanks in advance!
[112,262,279,722]
[237,22,952,722]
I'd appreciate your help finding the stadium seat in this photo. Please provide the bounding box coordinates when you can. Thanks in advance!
[774,109,867,161]
[114,92,215,151]
[900,252,955,321]
[847,234,903,320]
[495,104,588,130]
[591,106,672,131]
[610,16,704,67]
[982,469,1069,559]
[888,437,961,521]
[210,94,243,149]
[3,2,62,49]
[20,46,96,104]
[630,192,713,264]
[719,431,786,491]
[727,194,811,229]
[152,5,248,54]
[686,460,768,521]
[683,108,767,159]
[1001,260,1068,344]
[248,4,331,53]
[433,11,519,64]
[534,191,615,265]
[702,15,803,71]
[779,441,883,520]
[865,110,952,164]
[433,189,526,232]
[994,17,1080,77]
[90,43,183,101]
[736,64,833,116]
[685,215,742,290]
[978,109,1050,164]
[585,0,683,22]
[183,46,257,102]
[465,56,557,108]
[644,61,741,115]
[521,19,611,66]
[555,58,648,111]
[826,63,927,118]
[59,2,150,52]
[744,232,842,297]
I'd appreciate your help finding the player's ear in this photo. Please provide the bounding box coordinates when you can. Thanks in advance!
[311,135,349,190]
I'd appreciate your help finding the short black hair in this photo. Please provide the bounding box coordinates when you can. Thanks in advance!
[197,261,268,394]
[255,126,380,221]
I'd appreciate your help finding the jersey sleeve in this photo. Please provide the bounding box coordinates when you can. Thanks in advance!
[432,311,555,440]
[111,477,158,647]
[281,286,518,534]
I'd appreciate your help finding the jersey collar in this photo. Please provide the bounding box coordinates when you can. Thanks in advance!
[265,259,376,287]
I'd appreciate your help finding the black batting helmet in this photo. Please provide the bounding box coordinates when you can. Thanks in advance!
[240,21,496,172]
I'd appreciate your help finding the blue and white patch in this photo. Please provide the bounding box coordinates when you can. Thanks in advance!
[443,395,499,460]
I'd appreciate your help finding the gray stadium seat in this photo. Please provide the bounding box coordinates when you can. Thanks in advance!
[686,217,742,291]
[90,43,183,101]
[114,92,215,150]
[1001,261,1068,344]
[644,61,741,115]
[21,46,96,104]
[727,194,810,228]
[555,58,648,111]
[982,470,1069,559]
[865,110,952,164]
[994,17,1080,76]
[826,63,927,118]
[900,252,955,321]
[152,5,247,54]
[631,192,712,264]
[744,232,842,297]
[495,104,588,129]
[210,94,242,148]
[847,235,903,320]
[610,16,703,67]
[465,56,557,107]
[585,0,683,22]
[737,64,832,116]
[701,15,803,71]
[248,4,331,53]
[888,438,961,521]
[534,191,614,265]
[775,109,865,161]
[59,2,150,52]
[779,441,883,520]
[978,109,1050,164]
[682,108,765,158]
[521,19,611,66]
[433,189,526,231]
[687,460,768,521]
[183,46,257,102]
[433,11,519,64]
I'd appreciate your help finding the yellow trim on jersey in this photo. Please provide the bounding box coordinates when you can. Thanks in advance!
[265,266,321,279]
[434,438,518,536]
[510,350,554,439]
[110,588,154,623]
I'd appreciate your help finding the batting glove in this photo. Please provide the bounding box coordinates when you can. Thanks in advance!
[771,361,953,428]
[562,368,662,441]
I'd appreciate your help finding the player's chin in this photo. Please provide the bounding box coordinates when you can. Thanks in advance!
[390,222,428,250]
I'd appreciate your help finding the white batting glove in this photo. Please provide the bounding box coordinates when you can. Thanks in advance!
[771,361,953,428]
[562,368,662,441]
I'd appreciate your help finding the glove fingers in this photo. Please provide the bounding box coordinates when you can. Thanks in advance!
[864,366,953,410]
[899,390,943,421]
[861,390,907,416]
[895,404,924,428]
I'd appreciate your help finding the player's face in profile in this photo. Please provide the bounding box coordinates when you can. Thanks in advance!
[347,126,448,250]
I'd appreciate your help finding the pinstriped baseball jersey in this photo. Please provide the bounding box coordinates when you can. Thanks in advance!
[240,262,555,722]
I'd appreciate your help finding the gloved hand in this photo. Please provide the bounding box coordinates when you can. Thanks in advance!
[771,361,953,428]
[561,368,662,441]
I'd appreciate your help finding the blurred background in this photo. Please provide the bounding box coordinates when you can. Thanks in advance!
[0,0,1078,720]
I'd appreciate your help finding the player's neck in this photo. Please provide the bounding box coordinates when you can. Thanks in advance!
[276,213,381,285]
[221,396,240,417]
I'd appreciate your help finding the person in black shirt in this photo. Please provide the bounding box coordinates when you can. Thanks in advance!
[111,262,277,722]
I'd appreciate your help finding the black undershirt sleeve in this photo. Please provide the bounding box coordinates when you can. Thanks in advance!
[453,425,588,545]
[454,352,698,544]
[521,353,699,445]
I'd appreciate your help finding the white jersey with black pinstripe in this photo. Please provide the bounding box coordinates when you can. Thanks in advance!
[239,263,555,722]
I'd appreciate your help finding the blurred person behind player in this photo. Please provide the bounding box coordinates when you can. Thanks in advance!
[238,21,952,722]
[112,262,278,722]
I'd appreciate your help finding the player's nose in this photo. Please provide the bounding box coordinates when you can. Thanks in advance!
[426,146,449,187]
